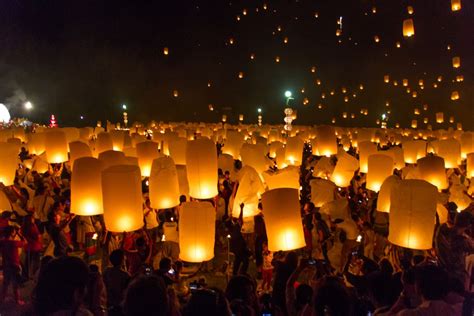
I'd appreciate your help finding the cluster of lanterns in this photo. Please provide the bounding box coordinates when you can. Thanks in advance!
[0,117,473,262]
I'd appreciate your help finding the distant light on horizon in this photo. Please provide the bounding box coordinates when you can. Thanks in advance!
[122,104,127,110]
[24,101,33,110]
[285,90,292,98]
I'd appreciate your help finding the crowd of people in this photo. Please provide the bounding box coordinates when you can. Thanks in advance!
[0,136,473,315]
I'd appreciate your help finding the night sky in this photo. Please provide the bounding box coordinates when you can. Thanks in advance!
[0,0,472,129]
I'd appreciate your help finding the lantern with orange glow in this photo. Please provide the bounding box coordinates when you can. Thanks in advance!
[179,201,215,262]
[223,130,244,159]
[366,154,394,192]
[69,141,92,170]
[101,165,144,232]
[310,179,336,207]
[110,130,125,151]
[262,166,300,190]
[186,138,218,199]
[136,141,160,177]
[98,150,127,170]
[437,138,461,168]
[402,140,426,163]
[285,136,304,165]
[402,19,415,37]
[417,156,448,190]
[315,125,337,157]
[168,137,187,165]
[452,56,460,68]
[388,179,438,250]
[261,188,306,252]
[96,132,114,154]
[330,152,359,187]
[45,130,68,163]
[71,157,103,216]
[358,141,377,173]
[231,166,264,218]
[27,133,45,155]
[0,142,19,185]
[376,175,400,212]
[467,153,474,178]
[451,0,461,10]
[149,157,181,209]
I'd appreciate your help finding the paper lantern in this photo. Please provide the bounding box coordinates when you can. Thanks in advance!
[467,153,474,178]
[261,188,305,252]
[451,91,459,100]
[179,201,215,262]
[69,141,92,170]
[315,125,337,157]
[460,132,474,159]
[98,150,127,170]
[149,157,181,209]
[366,154,394,192]
[96,132,114,154]
[436,112,444,123]
[110,130,125,151]
[320,198,350,221]
[451,0,461,11]
[136,141,160,177]
[376,175,400,212]
[223,130,244,159]
[218,153,235,175]
[411,120,418,129]
[388,147,405,170]
[285,136,304,165]
[27,133,45,155]
[33,156,49,174]
[176,165,190,198]
[240,143,270,175]
[403,18,415,37]
[417,156,448,190]
[79,127,93,141]
[403,140,426,163]
[45,130,68,163]
[358,141,378,173]
[452,56,460,68]
[262,166,299,190]
[231,166,264,218]
[71,157,103,216]
[310,179,336,207]
[437,138,461,168]
[168,137,187,165]
[101,165,144,232]
[388,179,438,250]
[331,152,359,187]
[186,138,218,199]
[0,142,19,185]
[62,127,80,144]
[269,141,284,158]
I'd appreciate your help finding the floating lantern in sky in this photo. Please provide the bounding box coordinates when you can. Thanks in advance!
[407,6,414,14]
[388,179,437,250]
[374,35,380,43]
[102,165,143,232]
[436,112,444,123]
[275,56,280,63]
[173,90,179,97]
[179,201,215,262]
[163,47,169,55]
[238,72,244,79]
[451,0,461,11]
[452,56,460,68]
[384,75,390,83]
[403,19,415,37]
[451,91,460,100]
[71,157,103,216]
[186,138,218,199]
[261,188,305,251]
[136,141,160,177]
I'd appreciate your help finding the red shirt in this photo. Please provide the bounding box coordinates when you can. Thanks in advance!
[0,239,25,267]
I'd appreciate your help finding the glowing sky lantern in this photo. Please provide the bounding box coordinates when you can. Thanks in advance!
[310,179,336,207]
[71,157,103,216]
[45,130,68,164]
[261,188,306,252]
[376,175,401,212]
[437,138,461,168]
[231,166,264,218]
[149,156,181,209]
[136,141,160,177]
[163,47,169,55]
[407,6,414,14]
[436,112,444,123]
[402,140,426,164]
[388,179,437,250]
[467,153,474,178]
[366,154,394,192]
[102,165,144,232]
[315,125,337,157]
[262,166,300,190]
[451,0,461,11]
[179,201,215,262]
[0,142,19,185]
[186,138,218,199]
[452,56,460,68]
[358,141,378,173]
[285,136,304,165]
[330,152,359,187]
[69,141,92,170]
[417,156,448,190]
[403,19,415,37]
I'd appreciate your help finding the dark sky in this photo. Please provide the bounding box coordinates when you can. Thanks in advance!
[0,0,472,129]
